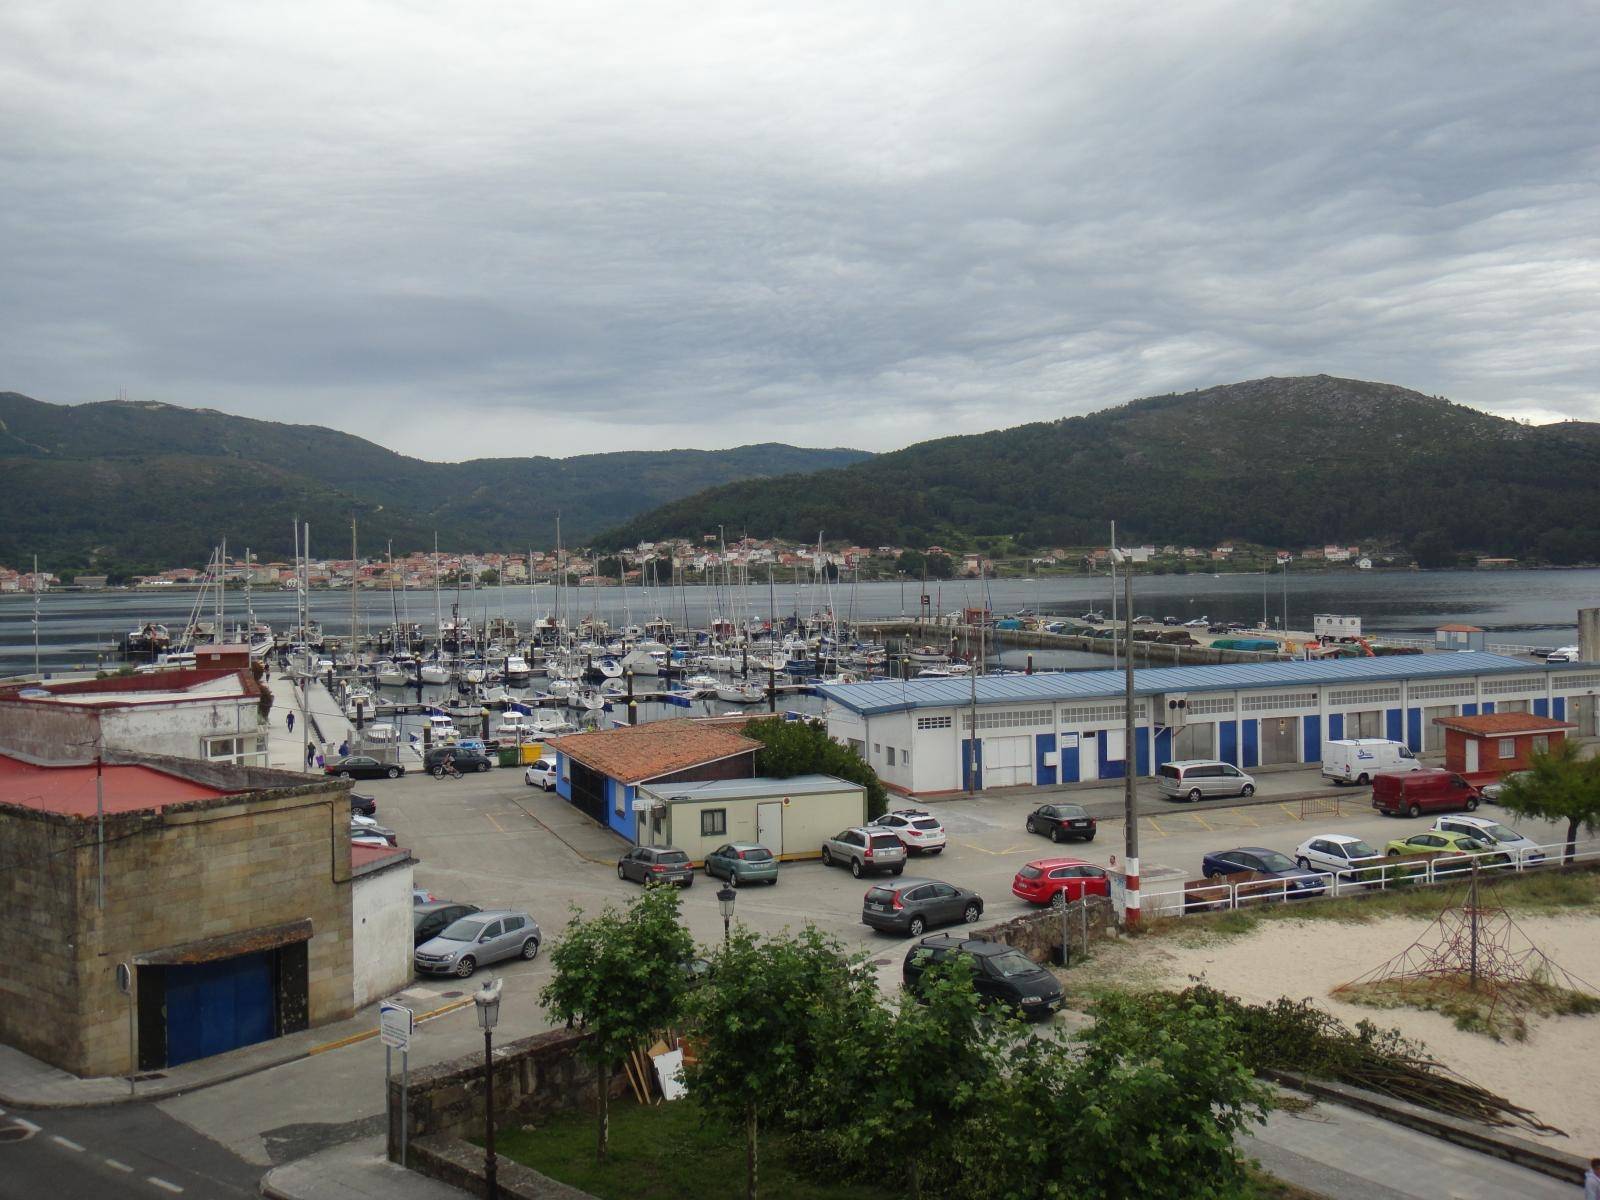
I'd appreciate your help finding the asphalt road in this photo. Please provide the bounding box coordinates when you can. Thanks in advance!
[0,1100,260,1199]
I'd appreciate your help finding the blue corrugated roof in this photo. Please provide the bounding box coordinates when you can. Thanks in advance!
[816,652,1557,716]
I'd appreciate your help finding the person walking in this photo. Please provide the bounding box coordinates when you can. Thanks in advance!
[305,742,315,768]
[286,711,295,733]
[338,739,349,757]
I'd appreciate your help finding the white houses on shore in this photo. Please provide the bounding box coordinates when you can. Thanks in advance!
[816,652,1600,796]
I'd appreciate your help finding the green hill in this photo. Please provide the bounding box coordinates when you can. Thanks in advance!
[600,376,1600,563]
[0,393,869,574]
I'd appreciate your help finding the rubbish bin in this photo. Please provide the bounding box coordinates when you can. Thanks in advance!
[497,748,518,769]
[520,743,545,764]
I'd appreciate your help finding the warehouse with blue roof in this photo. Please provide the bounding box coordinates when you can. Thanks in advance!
[814,653,1600,796]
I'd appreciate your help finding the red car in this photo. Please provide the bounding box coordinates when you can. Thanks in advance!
[1011,858,1111,906]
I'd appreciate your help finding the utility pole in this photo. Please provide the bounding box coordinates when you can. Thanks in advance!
[1114,547,1140,930]
[1109,522,1117,669]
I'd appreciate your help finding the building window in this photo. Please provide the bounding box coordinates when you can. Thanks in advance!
[701,808,726,837]
[1497,738,1515,759]
[1532,735,1549,754]
[873,743,881,755]
[886,747,896,766]
[902,750,911,767]
[916,715,953,730]
[615,786,626,816]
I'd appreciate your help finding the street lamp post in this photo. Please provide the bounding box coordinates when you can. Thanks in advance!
[1110,548,1140,931]
[474,978,503,1200]
[717,883,736,946]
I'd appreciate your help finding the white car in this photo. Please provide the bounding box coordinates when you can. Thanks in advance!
[1543,645,1581,664]
[1432,814,1545,864]
[523,759,557,790]
[1293,833,1382,880]
[1480,771,1528,802]
[871,808,947,855]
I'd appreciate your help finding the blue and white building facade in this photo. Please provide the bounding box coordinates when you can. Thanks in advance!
[816,653,1600,795]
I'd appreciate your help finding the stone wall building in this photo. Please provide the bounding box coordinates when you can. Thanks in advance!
[0,752,358,1076]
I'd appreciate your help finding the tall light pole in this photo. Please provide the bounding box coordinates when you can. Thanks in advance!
[474,978,503,1200]
[1111,548,1140,930]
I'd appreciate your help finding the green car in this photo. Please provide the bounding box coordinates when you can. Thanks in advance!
[704,842,779,886]
[1384,830,1510,873]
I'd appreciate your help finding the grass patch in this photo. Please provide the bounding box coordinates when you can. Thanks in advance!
[492,1097,891,1200]
[1334,973,1600,1042]
[1151,866,1600,945]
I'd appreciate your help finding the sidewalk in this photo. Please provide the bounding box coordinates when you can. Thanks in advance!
[261,1137,471,1200]
[0,983,472,1109]
[263,672,354,770]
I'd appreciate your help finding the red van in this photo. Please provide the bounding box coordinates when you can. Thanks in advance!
[1371,768,1481,818]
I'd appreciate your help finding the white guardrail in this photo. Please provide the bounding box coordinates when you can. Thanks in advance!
[1147,837,1600,916]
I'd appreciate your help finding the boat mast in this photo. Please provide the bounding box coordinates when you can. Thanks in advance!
[432,532,442,655]
[31,554,40,677]
[350,517,359,664]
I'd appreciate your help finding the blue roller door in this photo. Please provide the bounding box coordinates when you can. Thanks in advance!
[164,952,276,1067]
[1302,715,1321,764]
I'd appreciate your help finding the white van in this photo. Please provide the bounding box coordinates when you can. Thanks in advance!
[1321,739,1421,786]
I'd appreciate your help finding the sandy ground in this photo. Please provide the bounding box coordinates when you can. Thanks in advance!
[1108,913,1600,1155]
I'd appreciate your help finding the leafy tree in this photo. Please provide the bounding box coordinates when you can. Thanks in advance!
[742,716,888,818]
[684,926,879,1200]
[1496,739,1600,863]
[478,568,500,585]
[539,885,695,1162]
[1407,530,1458,569]
[926,552,955,579]
[896,549,927,576]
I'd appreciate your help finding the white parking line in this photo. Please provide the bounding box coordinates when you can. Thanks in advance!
[51,1134,85,1152]
[105,1159,135,1173]
[147,1178,184,1194]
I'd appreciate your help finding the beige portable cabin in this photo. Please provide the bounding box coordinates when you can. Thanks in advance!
[636,774,867,863]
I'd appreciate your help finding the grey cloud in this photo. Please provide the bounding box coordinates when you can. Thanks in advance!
[0,1,1596,458]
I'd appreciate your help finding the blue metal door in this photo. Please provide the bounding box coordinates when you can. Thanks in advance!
[1154,728,1173,768]
[1096,731,1125,780]
[1533,698,1549,717]
[1385,709,1403,742]
[1035,733,1057,786]
[1059,736,1080,783]
[1302,715,1320,764]
[164,952,276,1067]
[1218,720,1238,765]
[1241,720,1259,769]
[1554,697,1566,720]
[1328,712,1344,740]
[961,739,983,791]
[1406,708,1422,751]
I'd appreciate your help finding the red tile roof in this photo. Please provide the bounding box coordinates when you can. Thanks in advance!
[350,843,411,873]
[1430,713,1574,736]
[1435,624,1485,633]
[551,719,759,785]
[0,755,230,815]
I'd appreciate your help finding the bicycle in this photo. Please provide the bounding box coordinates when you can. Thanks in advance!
[431,762,464,780]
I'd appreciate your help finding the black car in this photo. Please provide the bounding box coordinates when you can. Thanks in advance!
[1162,616,1181,626]
[862,877,983,937]
[412,900,481,947]
[1025,803,1097,843]
[902,936,1063,1019]
[326,756,404,780]
[349,792,378,817]
[617,845,694,887]
[424,747,493,775]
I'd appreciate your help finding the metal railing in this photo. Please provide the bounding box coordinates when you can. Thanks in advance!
[1152,836,1600,916]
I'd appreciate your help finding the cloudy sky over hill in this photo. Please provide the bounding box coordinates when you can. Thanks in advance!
[2,2,1595,458]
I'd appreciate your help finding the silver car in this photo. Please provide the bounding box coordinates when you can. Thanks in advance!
[1156,760,1256,802]
[414,908,541,978]
[821,826,907,878]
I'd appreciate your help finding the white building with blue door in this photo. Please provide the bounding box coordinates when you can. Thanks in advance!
[817,653,1600,796]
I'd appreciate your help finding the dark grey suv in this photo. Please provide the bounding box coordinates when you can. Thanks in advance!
[862,877,983,937]
[617,845,694,887]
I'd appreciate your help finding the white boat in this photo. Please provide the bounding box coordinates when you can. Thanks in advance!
[419,660,451,685]
[504,654,532,683]
[531,710,579,736]
[477,684,511,705]
[567,688,606,712]
[374,660,408,687]
[492,713,537,740]
[599,678,627,696]
[715,682,765,704]
[424,713,458,741]
[365,722,400,745]
[682,674,719,695]
[595,657,623,679]
[619,649,659,676]
[463,662,488,685]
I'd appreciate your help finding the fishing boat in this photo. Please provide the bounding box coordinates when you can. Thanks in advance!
[504,653,532,684]
[715,682,765,704]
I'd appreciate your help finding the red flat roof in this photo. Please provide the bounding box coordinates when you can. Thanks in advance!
[0,756,229,816]
[351,843,411,872]
[1431,713,1574,736]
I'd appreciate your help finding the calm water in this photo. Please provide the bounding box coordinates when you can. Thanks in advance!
[3,568,1597,672]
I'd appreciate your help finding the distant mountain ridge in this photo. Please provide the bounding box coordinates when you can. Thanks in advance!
[600,375,1600,564]
[0,392,870,574]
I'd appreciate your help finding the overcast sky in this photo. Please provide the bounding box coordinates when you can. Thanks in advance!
[3,2,1596,459]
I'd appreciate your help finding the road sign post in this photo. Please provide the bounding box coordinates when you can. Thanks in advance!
[381,1002,414,1164]
[116,962,135,1095]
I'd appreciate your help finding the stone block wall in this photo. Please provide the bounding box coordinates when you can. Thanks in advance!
[972,895,1117,964]
[389,1027,628,1164]
[0,806,88,1069]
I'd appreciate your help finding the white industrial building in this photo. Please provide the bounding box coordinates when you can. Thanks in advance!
[817,653,1600,796]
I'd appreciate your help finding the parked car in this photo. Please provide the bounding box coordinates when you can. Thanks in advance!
[349,792,378,817]
[1200,846,1325,895]
[414,909,541,977]
[351,832,393,848]
[1321,738,1422,786]
[704,842,779,886]
[326,756,404,781]
[523,758,557,790]
[412,886,435,904]
[871,808,947,854]
[349,819,398,846]
[1543,645,1580,664]
[1024,803,1097,843]
[1371,768,1480,817]
[425,747,492,775]
[1384,830,1510,871]
[1432,814,1544,863]
[1156,760,1256,802]
[617,845,694,887]
[1011,858,1110,906]
[1162,616,1181,626]
[822,827,907,878]
[1293,834,1383,881]
[862,877,983,936]
[1480,771,1529,803]
[412,900,481,946]
[902,936,1063,1019]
